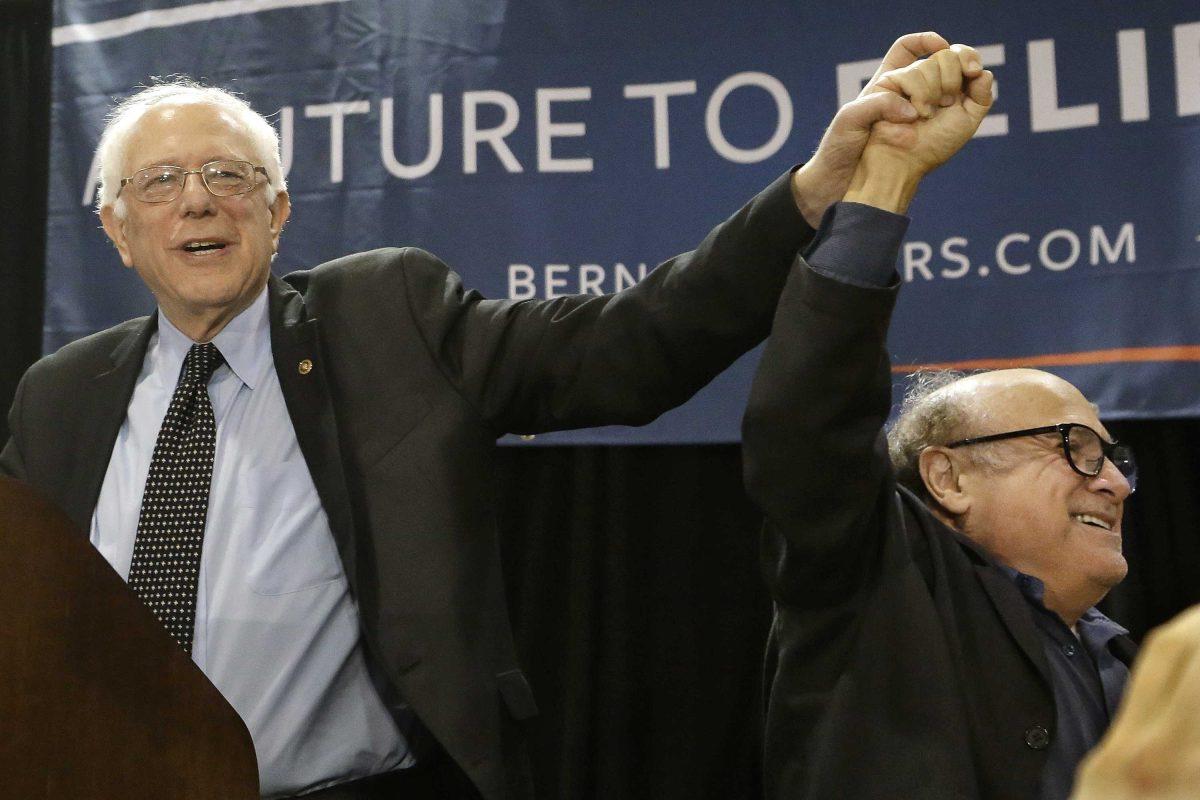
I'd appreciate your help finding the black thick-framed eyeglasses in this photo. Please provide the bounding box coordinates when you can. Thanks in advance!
[946,422,1138,492]
[117,159,268,203]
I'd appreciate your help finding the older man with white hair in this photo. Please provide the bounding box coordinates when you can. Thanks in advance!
[4,32,955,800]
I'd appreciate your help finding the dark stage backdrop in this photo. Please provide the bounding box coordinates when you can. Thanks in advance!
[0,0,49,447]
[2,4,1199,799]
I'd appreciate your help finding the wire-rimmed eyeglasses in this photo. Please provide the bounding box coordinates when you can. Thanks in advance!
[117,159,268,203]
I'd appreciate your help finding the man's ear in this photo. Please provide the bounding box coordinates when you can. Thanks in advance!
[99,205,135,268]
[268,190,291,252]
[919,446,972,517]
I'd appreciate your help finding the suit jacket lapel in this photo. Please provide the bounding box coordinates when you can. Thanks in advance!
[949,529,1055,688]
[972,564,1054,687]
[267,274,359,591]
[63,317,156,532]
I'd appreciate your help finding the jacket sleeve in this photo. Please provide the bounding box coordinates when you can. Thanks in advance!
[741,257,899,609]
[401,170,814,435]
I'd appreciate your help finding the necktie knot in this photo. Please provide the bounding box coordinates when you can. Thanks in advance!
[184,342,225,386]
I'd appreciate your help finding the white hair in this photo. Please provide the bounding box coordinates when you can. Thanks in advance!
[887,369,1005,499]
[95,77,286,217]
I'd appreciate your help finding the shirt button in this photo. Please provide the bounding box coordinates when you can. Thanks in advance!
[1062,643,1078,657]
[1025,725,1051,750]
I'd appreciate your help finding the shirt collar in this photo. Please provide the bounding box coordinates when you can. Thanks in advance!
[155,287,272,390]
[998,564,1049,605]
[998,565,1129,642]
[152,307,195,383]
[1077,605,1129,649]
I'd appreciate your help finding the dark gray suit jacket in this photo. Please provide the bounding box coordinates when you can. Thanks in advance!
[741,260,1138,799]
[1,171,809,799]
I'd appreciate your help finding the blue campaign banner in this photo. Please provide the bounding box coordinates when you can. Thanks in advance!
[47,0,1200,444]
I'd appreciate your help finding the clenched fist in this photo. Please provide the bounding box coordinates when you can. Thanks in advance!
[844,44,993,213]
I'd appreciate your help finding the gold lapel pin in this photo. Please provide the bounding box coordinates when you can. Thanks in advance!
[298,358,313,375]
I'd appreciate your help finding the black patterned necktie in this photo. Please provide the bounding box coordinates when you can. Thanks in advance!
[127,342,224,654]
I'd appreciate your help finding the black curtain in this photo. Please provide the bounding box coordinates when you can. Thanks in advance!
[1100,420,1200,637]
[0,0,50,445]
[497,446,768,800]
[3,8,1199,799]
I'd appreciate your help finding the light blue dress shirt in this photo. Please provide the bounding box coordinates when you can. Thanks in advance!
[90,288,412,797]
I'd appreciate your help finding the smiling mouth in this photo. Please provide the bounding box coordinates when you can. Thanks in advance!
[182,241,228,254]
[1072,513,1114,531]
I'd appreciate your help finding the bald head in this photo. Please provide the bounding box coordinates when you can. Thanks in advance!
[937,369,1097,434]
[889,368,1101,499]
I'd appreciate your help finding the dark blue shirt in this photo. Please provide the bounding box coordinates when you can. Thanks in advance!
[805,201,908,287]
[1003,569,1130,800]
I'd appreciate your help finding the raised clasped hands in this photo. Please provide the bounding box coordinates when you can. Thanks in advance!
[791,32,959,226]
[844,43,994,213]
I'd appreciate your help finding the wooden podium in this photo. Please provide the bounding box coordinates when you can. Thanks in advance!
[0,477,259,799]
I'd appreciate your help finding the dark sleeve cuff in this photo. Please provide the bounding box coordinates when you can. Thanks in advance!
[804,201,909,288]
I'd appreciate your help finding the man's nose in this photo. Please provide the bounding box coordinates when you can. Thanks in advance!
[1091,456,1133,500]
[177,171,215,216]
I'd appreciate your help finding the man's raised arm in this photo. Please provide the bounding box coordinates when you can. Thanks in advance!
[411,35,965,436]
[742,45,993,606]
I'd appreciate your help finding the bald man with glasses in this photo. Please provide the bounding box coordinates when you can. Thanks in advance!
[741,46,1137,800]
